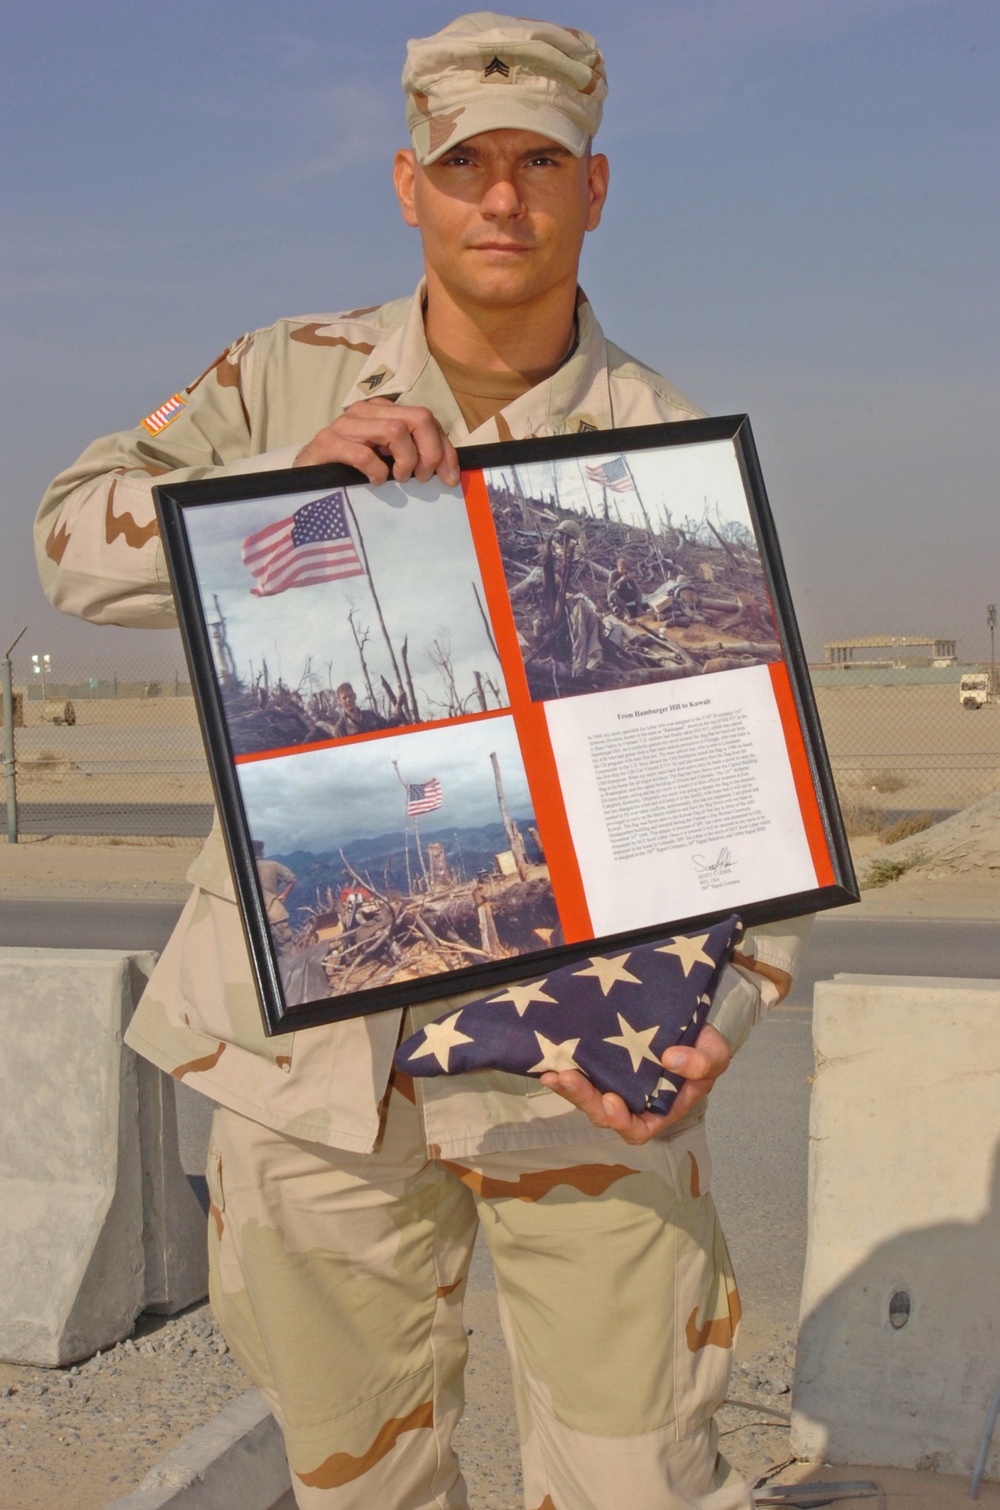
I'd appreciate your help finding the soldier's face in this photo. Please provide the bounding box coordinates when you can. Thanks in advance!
[394,129,608,316]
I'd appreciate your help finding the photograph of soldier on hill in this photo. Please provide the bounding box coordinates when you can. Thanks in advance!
[236,715,558,1005]
[183,475,508,755]
[484,438,783,702]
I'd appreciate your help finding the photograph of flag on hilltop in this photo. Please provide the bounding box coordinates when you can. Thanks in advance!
[234,716,557,1004]
[482,442,780,704]
[181,476,509,756]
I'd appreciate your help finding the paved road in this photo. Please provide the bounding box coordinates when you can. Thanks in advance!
[0,898,186,949]
[3,899,997,986]
[0,803,214,837]
[4,899,999,977]
[4,902,998,1336]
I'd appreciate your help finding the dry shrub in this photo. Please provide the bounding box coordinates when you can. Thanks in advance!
[879,812,934,845]
[862,849,928,889]
[838,794,885,836]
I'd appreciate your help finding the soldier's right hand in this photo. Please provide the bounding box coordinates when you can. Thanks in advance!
[294,398,461,487]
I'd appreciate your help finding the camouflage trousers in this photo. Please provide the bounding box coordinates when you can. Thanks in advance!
[206,1074,751,1510]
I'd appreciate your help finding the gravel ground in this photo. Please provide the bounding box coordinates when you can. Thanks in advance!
[718,1330,799,1483]
[0,1302,248,1510]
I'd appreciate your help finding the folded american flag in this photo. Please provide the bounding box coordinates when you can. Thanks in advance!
[396,916,741,1116]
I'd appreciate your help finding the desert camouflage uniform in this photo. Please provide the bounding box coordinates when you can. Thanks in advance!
[36,284,811,1508]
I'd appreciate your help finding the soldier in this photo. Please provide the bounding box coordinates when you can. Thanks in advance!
[330,681,392,737]
[35,14,811,1509]
[252,840,297,949]
[608,556,645,619]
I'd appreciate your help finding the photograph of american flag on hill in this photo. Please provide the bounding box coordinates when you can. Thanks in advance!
[181,475,509,756]
[482,438,781,704]
[234,715,558,1005]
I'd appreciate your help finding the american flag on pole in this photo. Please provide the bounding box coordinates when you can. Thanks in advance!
[241,491,364,597]
[396,915,742,1116]
[406,778,443,817]
[584,456,633,493]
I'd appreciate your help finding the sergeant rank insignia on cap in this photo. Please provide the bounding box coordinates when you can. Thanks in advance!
[140,393,187,436]
[483,56,510,79]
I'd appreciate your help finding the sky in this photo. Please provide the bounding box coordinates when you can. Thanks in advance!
[4,0,998,680]
[238,710,533,853]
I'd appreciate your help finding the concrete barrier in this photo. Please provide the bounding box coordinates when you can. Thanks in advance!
[105,1390,293,1510]
[137,1057,211,1314]
[792,973,1000,1477]
[0,948,208,1365]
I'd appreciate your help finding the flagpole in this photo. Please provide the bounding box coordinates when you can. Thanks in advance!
[413,814,428,888]
[576,456,592,515]
[621,456,667,578]
[390,758,413,896]
[344,497,411,720]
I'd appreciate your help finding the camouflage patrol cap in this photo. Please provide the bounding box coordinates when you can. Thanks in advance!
[402,12,606,166]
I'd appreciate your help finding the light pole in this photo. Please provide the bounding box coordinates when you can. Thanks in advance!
[31,652,51,703]
[988,604,996,701]
[3,627,27,844]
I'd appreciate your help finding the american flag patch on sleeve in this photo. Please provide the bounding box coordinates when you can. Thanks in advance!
[140,394,187,435]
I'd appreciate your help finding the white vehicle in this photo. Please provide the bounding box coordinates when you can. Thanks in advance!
[960,672,991,709]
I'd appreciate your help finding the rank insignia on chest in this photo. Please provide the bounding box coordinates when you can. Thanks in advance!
[140,394,187,436]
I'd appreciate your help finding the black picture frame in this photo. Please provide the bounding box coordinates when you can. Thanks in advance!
[155,415,856,1034]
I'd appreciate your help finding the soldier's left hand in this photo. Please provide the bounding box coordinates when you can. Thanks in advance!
[539,1023,731,1146]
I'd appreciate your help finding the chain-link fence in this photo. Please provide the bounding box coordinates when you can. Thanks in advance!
[812,669,999,839]
[1,654,213,840]
[1,653,997,843]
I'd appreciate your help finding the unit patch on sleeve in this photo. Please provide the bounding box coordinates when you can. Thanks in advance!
[140,394,187,436]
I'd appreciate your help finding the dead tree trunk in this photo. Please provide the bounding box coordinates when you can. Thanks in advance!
[490,750,528,880]
[347,607,379,712]
[474,884,501,954]
[704,513,743,571]
[211,595,239,686]
[345,497,409,712]
[401,636,420,725]
[472,581,500,660]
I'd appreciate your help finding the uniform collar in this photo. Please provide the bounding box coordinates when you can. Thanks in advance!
[342,282,614,444]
